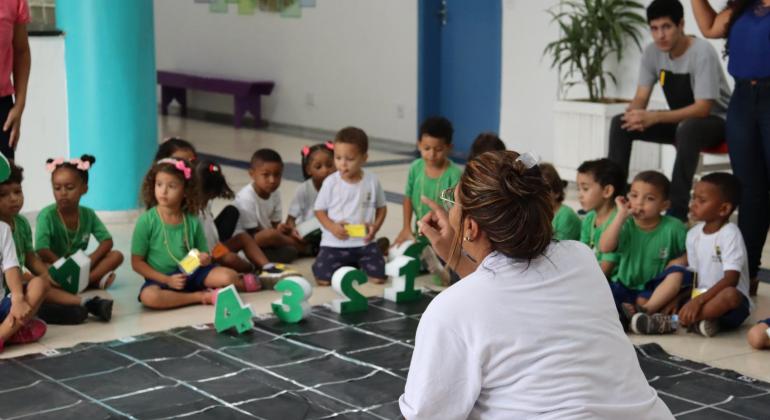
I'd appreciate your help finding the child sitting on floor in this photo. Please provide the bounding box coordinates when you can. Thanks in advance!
[313,127,387,285]
[233,149,303,263]
[36,155,124,290]
[467,132,505,161]
[577,158,626,278]
[630,173,752,337]
[194,159,291,286]
[0,163,109,324]
[286,142,336,255]
[131,158,252,309]
[394,117,462,285]
[599,171,687,330]
[155,137,197,162]
[540,163,581,241]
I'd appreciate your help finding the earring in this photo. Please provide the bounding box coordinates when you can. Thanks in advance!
[464,236,472,242]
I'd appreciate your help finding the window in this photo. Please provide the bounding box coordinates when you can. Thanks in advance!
[28,0,56,28]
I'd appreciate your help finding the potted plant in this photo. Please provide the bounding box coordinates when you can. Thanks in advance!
[544,0,654,180]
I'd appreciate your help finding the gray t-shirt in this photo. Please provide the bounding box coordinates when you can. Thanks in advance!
[638,37,731,118]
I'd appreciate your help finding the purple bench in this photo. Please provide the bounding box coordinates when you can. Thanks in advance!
[157,70,275,128]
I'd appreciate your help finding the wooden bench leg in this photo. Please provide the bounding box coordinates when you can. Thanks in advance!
[161,86,187,116]
[235,94,267,129]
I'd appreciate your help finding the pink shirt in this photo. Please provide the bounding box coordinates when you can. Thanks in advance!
[0,0,29,97]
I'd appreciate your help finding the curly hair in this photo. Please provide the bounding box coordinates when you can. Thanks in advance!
[140,159,202,214]
[447,150,553,268]
[47,154,96,185]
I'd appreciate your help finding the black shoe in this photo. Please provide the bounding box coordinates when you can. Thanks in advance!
[37,303,88,325]
[84,296,113,322]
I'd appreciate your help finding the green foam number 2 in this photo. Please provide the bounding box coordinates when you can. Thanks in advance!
[330,267,368,314]
[271,276,313,323]
[384,256,422,303]
[214,285,255,334]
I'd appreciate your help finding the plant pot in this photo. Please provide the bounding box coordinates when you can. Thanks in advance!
[553,100,662,181]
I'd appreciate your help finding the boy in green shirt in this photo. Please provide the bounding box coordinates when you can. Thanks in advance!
[540,163,581,241]
[600,171,687,329]
[394,117,462,285]
[576,158,626,278]
[0,163,111,324]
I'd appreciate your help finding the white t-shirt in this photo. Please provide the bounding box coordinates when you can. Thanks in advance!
[686,222,752,304]
[314,170,386,248]
[233,184,282,233]
[288,178,319,224]
[400,241,673,420]
[199,203,219,252]
[0,221,20,296]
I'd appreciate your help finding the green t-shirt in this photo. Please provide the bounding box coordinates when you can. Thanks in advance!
[12,214,33,269]
[580,209,620,264]
[612,215,687,290]
[131,208,209,275]
[35,204,112,258]
[404,158,462,224]
[552,204,581,241]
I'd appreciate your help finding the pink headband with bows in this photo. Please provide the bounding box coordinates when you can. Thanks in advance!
[301,140,335,157]
[156,158,192,180]
[46,158,91,173]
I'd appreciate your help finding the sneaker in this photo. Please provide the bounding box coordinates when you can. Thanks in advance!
[631,313,677,335]
[7,318,47,344]
[37,303,89,325]
[258,263,298,289]
[697,319,720,337]
[84,296,113,322]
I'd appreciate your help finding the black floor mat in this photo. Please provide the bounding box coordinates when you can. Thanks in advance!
[2,292,768,419]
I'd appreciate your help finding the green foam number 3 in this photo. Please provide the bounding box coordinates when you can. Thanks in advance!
[214,285,255,334]
[330,267,368,314]
[384,256,422,303]
[271,276,313,323]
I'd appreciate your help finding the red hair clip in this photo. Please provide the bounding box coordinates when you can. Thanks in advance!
[301,146,311,157]
[209,164,219,173]
[324,141,334,150]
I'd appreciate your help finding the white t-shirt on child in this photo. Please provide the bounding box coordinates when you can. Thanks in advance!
[288,178,319,225]
[200,202,219,252]
[234,184,282,233]
[686,222,752,304]
[0,222,20,296]
[399,241,673,420]
[314,170,386,248]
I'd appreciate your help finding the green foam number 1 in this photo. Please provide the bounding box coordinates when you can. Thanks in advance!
[384,256,422,303]
[214,285,255,334]
[271,276,313,323]
[330,267,368,314]
[0,152,9,183]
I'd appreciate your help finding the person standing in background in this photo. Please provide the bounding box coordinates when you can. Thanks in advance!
[0,0,31,160]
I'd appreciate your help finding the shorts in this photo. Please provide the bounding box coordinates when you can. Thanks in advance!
[0,96,14,160]
[610,265,694,307]
[312,243,385,280]
[0,295,11,322]
[714,293,751,330]
[138,264,217,301]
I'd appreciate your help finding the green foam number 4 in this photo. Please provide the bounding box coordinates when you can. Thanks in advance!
[48,250,91,294]
[384,256,422,303]
[330,267,368,314]
[271,276,313,323]
[214,285,255,334]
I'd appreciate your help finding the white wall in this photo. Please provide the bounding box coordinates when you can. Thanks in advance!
[500,0,732,163]
[17,36,69,216]
[153,0,418,143]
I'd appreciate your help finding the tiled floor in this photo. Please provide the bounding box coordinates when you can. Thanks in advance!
[3,115,769,384]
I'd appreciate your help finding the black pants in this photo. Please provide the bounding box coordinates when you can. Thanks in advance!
[607,114,725,220]
[0,96,15,160]
[727,79,770,278]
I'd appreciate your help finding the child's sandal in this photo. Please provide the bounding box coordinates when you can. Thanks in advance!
[243,273,262,293]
